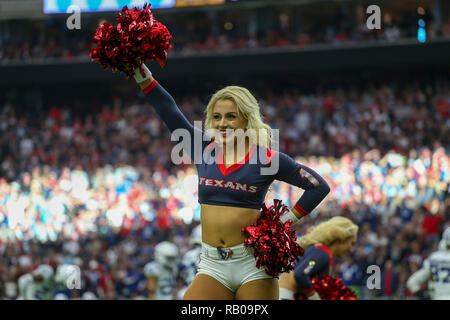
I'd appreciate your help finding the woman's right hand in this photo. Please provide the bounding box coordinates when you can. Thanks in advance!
[134,63,154,89]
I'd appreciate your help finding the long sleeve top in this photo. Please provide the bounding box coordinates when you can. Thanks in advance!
[144,81,330,213]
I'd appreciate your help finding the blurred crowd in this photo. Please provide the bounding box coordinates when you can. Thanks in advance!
[1,6,450,63]
[0,77,449,299]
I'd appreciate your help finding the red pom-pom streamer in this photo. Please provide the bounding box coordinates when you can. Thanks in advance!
[242,199,305,278]
[90,3,172,78]
[311,274,356,300]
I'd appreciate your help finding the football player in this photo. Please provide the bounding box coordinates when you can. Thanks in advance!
[144,241,179,300]
[407,227,450,300]
[18,264,56,300]
[178,225,202,299]
[53,264,81,299]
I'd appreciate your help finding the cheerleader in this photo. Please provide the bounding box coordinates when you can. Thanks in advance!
[130,64,330,300]
[279,217,358,300]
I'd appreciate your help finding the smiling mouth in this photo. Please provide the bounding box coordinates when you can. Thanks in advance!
[219,130,233,137]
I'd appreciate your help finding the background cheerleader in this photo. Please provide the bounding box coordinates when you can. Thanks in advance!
[279,216,358,300]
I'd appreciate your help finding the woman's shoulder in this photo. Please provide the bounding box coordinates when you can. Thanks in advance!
[310,244,333,261]
[253,144,281,164]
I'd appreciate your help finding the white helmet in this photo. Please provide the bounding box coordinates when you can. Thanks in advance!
[440,227,450,250]
[54,293,69,300]
[190,225,202,246]
[55,264,76,284]
[81,292,97,300]
[154,241,178,267]
[32,264,54,280]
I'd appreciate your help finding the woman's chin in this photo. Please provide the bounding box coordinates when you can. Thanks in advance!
[218,135,235,147]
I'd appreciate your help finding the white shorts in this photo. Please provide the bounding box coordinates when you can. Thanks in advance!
[279,288,295,300]
[197,242,273,293]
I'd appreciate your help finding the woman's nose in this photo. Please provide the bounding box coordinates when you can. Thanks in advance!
[218,118,227,128]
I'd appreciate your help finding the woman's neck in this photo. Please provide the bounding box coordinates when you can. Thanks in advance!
[222,140,251,165]
[313,242,337,256]
[326,242,339,257]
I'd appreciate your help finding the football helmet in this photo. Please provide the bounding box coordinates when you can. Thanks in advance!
[190,225,202,246]
[154,241,178,267]
[54,293,69,300]
[32,264,54,280]
[440,227,450,250]
[81,292,97,300]
[55,264,75,284]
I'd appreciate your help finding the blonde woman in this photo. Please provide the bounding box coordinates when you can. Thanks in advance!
[130,64,330,300]
[279,216,358,300]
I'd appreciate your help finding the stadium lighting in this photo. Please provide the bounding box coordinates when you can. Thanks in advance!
[418,19,426,43]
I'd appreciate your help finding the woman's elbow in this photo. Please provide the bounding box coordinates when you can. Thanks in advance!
[319,179,331,198]
[323,182,331,196]
[294,273,311,289]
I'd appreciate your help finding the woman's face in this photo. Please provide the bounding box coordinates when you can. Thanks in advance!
[336,235,357,258]
[212,99,248,146]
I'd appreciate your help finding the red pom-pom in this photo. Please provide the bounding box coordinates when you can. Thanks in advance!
[311,274,356,300]
[90,3,172,78]
[242,199,305,278]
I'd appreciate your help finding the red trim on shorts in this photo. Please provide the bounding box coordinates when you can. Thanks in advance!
[302,287,315,295]
[142,80,158,94]
[294,204,309,216]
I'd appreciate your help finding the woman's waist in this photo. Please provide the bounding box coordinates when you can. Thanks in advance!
[200,242,254,260]
[278,271,298,291]
[199,198,262,210]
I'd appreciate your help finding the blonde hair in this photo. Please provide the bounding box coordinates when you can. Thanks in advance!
[298,216,359,249]
[204,86,272,147]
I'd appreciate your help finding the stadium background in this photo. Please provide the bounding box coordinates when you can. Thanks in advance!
[0,0,449,299]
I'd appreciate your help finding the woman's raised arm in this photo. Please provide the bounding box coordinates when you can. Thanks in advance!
[135,64,195,135]
[134,64,210,161]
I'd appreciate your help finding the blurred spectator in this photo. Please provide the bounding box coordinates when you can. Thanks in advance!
[420,206,445,245]
[0,76,448,299]
[381,260,400,298]
[1,8,449,64]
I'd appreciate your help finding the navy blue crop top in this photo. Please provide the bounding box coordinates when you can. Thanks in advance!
[143,81,330,214]
[293,244,333,295]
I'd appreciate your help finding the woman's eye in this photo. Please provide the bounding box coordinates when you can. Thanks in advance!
[213,115,221,120]
[227,115,236,119]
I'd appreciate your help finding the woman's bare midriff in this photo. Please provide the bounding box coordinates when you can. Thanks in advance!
[201,203,260,247]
